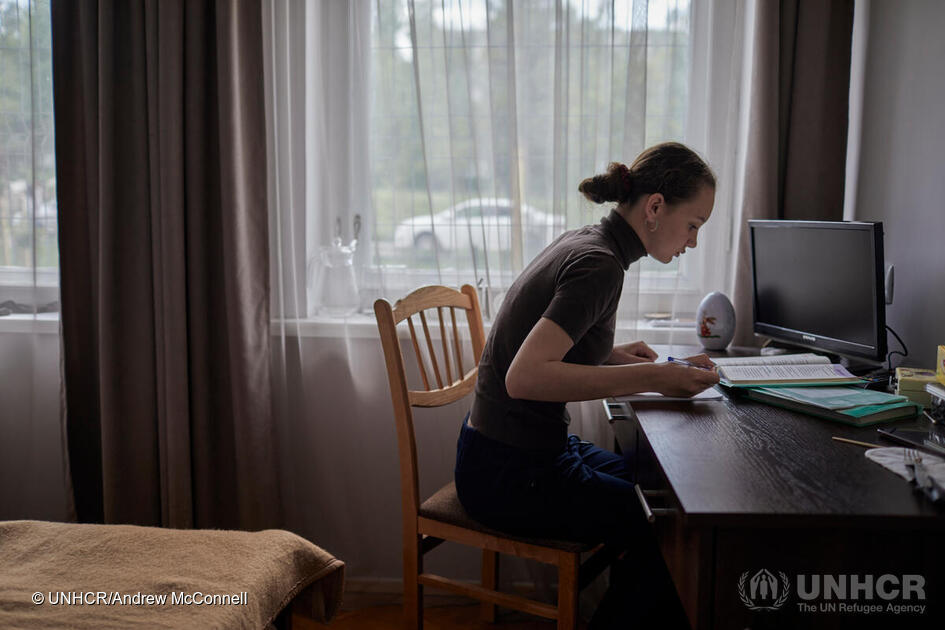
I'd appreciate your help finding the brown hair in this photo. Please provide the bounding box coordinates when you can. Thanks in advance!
[578,142,716,206]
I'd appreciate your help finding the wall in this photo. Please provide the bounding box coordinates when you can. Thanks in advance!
[0,322,70,521]
[853,0,945,368]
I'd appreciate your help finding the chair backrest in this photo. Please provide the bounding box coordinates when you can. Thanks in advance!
[374,284,486,518]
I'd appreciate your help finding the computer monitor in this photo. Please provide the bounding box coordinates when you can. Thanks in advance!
[748,220,887,366]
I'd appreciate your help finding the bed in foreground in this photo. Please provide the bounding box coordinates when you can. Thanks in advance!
[0,520,344,629]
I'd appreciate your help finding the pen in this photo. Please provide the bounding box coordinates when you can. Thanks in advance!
[666,356,716,371]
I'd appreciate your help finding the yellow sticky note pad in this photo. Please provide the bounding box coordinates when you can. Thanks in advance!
[896,367,938,408]
[896,367,938,391]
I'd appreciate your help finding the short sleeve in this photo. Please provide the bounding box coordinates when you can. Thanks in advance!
[542,251,623,343]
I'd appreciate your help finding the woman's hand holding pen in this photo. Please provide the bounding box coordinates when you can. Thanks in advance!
[652,353,720,397]
[669,354,716,370]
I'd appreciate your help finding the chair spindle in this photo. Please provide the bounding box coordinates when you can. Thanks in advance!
[437,307,453,384]
[450,307,463,377]
[419,310,444,389]
[406,315,431,391]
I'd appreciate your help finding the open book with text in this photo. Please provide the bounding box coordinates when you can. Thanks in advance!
[714,353,863,387]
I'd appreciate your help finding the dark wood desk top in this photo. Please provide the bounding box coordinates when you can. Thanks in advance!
[610,344,945,529]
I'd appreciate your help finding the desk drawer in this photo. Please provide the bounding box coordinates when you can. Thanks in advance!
[604,402,663,489]
[603,401,676,501]
[604,400,708,628]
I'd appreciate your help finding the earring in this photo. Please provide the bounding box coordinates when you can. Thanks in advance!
[646,219,659,233]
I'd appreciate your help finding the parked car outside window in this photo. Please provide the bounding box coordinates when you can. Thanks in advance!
[392,198,564,261]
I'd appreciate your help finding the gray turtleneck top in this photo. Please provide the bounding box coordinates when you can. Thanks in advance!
[469,209,647,449]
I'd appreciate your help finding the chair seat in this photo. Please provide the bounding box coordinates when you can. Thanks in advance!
[419,482,593,554]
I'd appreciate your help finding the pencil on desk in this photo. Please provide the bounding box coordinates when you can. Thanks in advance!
[832,436,882,449]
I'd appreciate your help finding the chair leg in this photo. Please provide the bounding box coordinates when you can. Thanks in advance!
[480,549,499,622]
[557,552,580,630]
[404,534,423,630]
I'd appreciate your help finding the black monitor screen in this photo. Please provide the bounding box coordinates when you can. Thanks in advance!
[749,221,886,362]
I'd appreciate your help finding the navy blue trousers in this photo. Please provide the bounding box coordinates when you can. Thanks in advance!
[454,416,649,545]
[454,416,690,629]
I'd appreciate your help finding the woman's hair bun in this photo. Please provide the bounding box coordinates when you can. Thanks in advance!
[578,162,633,204]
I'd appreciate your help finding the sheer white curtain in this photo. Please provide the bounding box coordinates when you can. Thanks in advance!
[369,0,700,328]
[0,0,67,521]
[268,0,748,329]
[264,0,751,590]
[264,0,393,580]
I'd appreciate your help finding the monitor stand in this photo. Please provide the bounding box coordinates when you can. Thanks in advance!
[836,355,888,378]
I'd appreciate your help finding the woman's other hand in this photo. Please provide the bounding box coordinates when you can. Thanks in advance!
[652,360,720,397]
[606,341,658,365]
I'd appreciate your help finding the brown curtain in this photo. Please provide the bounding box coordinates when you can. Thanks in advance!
[732,0,855,346]
[52,0,280,529]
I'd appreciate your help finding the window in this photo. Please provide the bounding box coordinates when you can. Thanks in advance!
[367,0,694,319]
[0,0,57,310]
[265,0,729,330]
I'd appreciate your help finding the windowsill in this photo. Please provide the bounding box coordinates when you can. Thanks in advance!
[270,314,385,339]
[0,311,699,344]
[269,314,699,341]
[0,312,60,334]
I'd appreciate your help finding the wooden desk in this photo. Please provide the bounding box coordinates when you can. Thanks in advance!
[604,349,945,629]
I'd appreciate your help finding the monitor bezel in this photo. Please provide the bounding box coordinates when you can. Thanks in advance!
[748,220,887,363]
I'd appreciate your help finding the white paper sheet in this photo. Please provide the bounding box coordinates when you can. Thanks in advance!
[612,388,723,403]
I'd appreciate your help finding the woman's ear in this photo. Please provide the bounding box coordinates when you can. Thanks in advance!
[645,192,665,219]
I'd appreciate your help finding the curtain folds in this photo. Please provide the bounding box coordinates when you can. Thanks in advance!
[52,0,279,529]
[731,0,855,346]
[262,0,376,540]
[778,0,855,222]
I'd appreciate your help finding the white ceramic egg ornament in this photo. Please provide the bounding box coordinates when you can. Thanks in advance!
[696,292,735,350]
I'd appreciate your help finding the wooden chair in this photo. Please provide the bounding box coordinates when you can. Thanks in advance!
[374,284,615,630]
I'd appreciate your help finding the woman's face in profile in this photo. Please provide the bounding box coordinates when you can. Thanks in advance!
[648,185,715,264]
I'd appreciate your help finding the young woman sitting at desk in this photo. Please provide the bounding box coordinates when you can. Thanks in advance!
[455,142,720,627]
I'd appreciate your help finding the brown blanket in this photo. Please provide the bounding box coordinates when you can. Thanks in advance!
[0,520,344,629]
